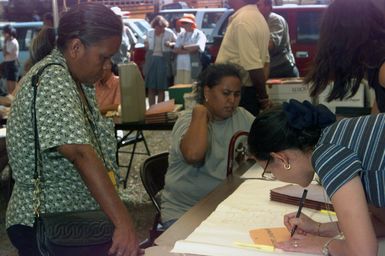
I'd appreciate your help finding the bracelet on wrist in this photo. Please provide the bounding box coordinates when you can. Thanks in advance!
[321,233,344,256]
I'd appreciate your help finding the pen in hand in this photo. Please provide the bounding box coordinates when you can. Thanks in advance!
[290,189,308,237]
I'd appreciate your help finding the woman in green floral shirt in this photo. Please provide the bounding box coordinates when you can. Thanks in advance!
[6,3,140,256]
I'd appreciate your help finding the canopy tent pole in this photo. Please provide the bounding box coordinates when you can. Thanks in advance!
[52,0,60,28]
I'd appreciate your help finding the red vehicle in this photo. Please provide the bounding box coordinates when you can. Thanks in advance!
[208,5,327,76]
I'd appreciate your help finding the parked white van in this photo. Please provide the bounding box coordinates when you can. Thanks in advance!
[122,18,151,46]
[157,8,230,41]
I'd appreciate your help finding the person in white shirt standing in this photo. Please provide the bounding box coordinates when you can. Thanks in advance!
[2,25,19,94]
[173,14,207,84]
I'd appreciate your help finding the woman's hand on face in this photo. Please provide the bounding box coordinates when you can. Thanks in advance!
[275,233,330,254]
[283,212,320,236]
[109,221,142,256]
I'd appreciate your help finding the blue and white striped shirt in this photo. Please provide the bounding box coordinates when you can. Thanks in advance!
[312,114,385,207]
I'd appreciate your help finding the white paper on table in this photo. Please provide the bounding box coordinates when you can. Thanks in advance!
[240,163,263,179]
[171,179,338,256]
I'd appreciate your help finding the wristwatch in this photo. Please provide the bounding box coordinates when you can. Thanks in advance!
[322,233,344,255]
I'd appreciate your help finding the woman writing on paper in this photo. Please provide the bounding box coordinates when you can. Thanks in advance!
[161,63,255,228]
[248,100,385,256]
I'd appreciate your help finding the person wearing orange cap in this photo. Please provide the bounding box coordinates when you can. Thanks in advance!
[173,14,207,84]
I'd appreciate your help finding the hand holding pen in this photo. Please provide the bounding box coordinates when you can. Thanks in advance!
[283,210,323,237]
[290,189,308,237]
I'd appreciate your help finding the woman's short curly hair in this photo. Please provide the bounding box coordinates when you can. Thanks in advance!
[195,63,242,104]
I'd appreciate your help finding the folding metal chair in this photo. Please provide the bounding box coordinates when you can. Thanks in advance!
[139,152,169,248]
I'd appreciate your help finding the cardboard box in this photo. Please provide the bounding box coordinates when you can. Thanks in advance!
[168,84,193,106]
[318,81,369,113]
[266,78,313,104]
[119,63,146,122]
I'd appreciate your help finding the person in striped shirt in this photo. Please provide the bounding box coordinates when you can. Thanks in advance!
[248,99,385,256]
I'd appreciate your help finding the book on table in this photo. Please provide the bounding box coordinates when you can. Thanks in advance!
[270,183,334,211]
[144,99,181,124]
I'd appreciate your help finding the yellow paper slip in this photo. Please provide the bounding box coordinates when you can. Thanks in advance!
[320,209,337,216]
[248,227,290,251]
[234,241,274,252]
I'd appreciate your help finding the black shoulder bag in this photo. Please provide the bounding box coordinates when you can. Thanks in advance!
[32,64,114,256]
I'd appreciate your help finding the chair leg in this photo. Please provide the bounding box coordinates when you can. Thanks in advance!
[123,130,140,188]
[116,130,134,166]
[140,130,151,156]
[115,129,119,166]
[139,213,163,249]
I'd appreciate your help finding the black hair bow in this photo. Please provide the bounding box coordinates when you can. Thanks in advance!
[283,99,336,129]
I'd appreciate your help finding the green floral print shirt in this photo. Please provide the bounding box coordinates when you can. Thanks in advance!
[6,49,118,228]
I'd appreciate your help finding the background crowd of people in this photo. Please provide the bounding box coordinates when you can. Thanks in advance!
[0,0,384,255]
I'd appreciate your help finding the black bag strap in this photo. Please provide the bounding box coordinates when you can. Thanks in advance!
[31,63,64,216]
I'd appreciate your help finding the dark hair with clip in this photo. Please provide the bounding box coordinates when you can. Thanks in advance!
[248,100,336,160]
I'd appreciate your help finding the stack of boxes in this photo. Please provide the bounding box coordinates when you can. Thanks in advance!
[167,78,372,115]
[266,78,372,114]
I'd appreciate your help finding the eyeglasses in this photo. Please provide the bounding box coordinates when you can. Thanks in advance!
[261,156,276,181]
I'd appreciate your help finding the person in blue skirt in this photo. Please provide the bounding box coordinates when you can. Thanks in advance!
[144,15,176,106]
